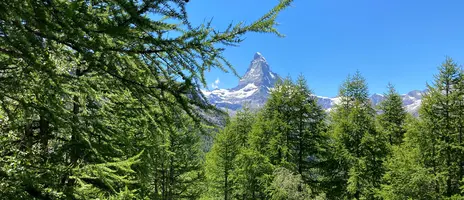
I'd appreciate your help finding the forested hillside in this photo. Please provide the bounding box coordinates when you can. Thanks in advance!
[1,0,464,200]
[205,60,464,199]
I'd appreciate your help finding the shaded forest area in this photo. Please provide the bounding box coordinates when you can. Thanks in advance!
[1,0,464,199]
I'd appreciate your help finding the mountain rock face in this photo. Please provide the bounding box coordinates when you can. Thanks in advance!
[235,52,280,89]
[203,52,424,115]
[202,52,281,111]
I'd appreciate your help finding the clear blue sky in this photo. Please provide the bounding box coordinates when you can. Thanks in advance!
[186,0,464,97]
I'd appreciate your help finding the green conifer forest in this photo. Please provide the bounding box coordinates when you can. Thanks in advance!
[1,0,464,199]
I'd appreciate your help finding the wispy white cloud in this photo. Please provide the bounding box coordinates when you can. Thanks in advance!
[211,78,220,89]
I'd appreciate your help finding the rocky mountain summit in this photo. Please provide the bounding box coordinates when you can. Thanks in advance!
[202,52,281,111]
[202,52,424,115]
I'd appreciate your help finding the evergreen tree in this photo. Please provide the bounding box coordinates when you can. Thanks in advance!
[246,76,327,195]
[204,108,255,200]
[380,116,440,200]
[329,71,388,199]
[250,78,294,167]
[148,113,206,199]
[0,0,293,198]
[377,83,407,146]
[232,147,273,199]
[418,58,464,197]
[292,75,327,185]
[381,58,464,199]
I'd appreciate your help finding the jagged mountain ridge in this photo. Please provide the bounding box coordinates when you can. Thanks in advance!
[202,52,424,115]
[316,91,424,115]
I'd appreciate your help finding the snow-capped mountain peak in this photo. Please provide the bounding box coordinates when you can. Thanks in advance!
[202,52,280,112]
[406,90,424,99]
[236,52,280,89]
[370,93,385,105]
[203,52,424,115]
[254,52,265,60]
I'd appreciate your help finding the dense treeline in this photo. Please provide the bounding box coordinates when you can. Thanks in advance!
[205,59,464,200]
[2,0,464,200]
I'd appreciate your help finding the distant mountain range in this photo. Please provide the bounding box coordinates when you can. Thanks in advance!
[202,52,424,115]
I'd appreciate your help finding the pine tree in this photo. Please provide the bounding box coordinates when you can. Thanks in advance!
[246,76,327,196]
[329,71,388,199]
[204,108,255,199]
[419,57,464,197]
[250,78,294,167]
[381,58,464,199]
[147,113,206,199]
[291,75,327,185]
[232,147,273,199]
[377,83,407,146]
[0,0,293,198]
[380,116,440,200]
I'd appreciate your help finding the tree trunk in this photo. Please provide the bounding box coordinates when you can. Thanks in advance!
[39,114,49,155]
[23,123,33,153]
[67,69,82,195]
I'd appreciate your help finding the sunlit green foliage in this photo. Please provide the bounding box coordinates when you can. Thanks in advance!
[377,83,407,146]
[0,0,292,198]
[3,0,464,199]
[329,71,389,199]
